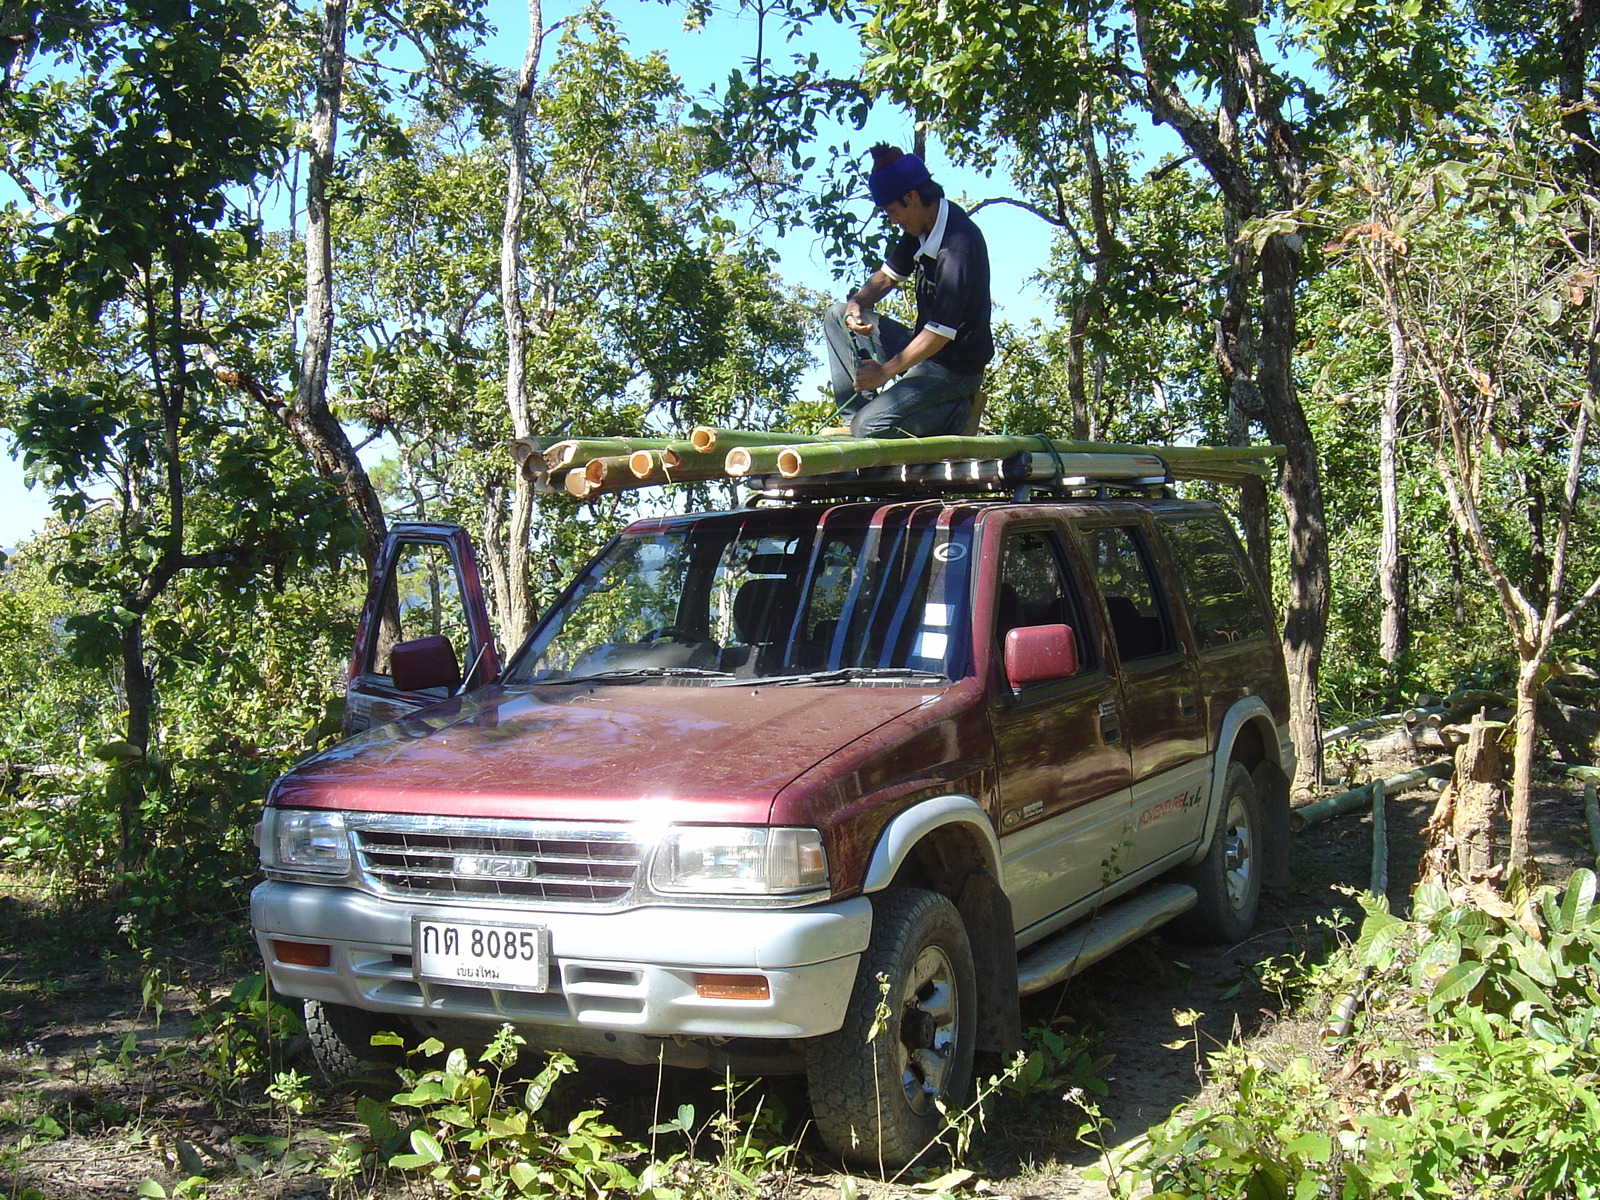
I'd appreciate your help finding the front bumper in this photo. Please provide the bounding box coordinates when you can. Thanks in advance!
[251,881,869,1043]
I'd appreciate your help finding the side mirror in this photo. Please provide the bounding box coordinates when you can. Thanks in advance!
[1004,624,1079,689]
[390,635,462,693]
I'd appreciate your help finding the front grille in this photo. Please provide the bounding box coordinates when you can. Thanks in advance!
[351,817,645,905]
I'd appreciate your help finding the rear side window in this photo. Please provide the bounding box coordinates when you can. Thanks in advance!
[1078,524,1176,663]
[1157,516,1272,650]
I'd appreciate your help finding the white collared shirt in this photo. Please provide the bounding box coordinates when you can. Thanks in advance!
[881,198,951,282]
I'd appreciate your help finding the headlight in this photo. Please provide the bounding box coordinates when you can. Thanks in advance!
[650,827,828,896]
[261,808,350,875]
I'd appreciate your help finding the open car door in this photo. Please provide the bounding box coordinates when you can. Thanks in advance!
[344,523,499,736]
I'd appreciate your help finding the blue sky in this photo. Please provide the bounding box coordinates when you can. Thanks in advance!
[1,0,1063,550]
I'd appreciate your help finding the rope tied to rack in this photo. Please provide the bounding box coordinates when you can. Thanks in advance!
[1034,434,1068,481]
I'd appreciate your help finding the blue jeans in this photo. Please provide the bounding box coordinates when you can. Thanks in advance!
[824,302,982,438]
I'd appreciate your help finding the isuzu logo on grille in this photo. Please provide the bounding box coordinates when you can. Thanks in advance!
[454,854,532,878]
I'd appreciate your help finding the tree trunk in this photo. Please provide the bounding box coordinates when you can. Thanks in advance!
[1066,298,1092,440]
[1212,212,1272,585]
[294,0,387,575]
[1508,657,1542,874]
[504,476,539,647]
[1257,233,1328,790]
[1558,0,1600,190]
[1225,387,1271,590]
[1452,715,1503,883]
[481,478,511,634]
[498,0,545,650]
[117,617,152,877]
[1378,299,1406,666]
[1446,525,1467,626]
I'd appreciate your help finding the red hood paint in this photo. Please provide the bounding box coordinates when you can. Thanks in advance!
[272,683,939,824]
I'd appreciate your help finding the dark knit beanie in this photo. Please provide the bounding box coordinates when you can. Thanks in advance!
[867,144,933,207]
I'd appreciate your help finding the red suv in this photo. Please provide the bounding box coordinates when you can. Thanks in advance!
[252,487,1292,1166]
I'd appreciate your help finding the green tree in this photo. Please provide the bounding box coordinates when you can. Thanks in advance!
[1337,105,1600,872]
[0,0,341,876]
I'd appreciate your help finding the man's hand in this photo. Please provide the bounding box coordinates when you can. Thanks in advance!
[853,359,892,393]
[844,303,876,336]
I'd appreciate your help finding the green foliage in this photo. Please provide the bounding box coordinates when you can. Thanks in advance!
[1122,871,1600,1198]
[190,972,307,1092]
[372,1028,653,1197]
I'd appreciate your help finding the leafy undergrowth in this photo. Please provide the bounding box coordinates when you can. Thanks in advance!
[5,828,1600,1198]
[1108,868,1600,1199]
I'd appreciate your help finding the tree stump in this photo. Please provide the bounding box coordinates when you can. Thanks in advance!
[1452,717,1503,883]
[1417,782,1455,888]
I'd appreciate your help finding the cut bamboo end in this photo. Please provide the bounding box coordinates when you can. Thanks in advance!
[661,446,723,472]
[545,440,581,470]
[581,456,639,492]
[565,470,597,499]
[726,446,786,476]
[777,448,803,476]
[544,437,675,472]
[629,449,660,478]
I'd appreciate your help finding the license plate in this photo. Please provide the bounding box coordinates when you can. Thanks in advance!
[412,918,550,992]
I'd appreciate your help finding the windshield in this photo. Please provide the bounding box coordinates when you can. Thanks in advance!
[505,504,974,686]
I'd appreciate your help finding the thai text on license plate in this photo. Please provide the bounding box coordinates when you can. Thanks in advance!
[412,918,550,992]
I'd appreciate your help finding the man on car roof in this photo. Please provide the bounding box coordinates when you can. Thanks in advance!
[824,144,993,439]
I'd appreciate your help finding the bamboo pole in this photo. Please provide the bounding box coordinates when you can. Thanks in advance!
[1554,764,1600,784]
[1402,705,1445,725]
[724,445,787,476]
[580,455,640,492]
[510,436,563,471]
[659,445,728,473]
[544,437,676,471]
[745,435,1284,481]
[1322,712,1405,743]
[1585,781,1600,867]
[535,428,1286,493]
[689,427,837,453]
[571,454,729,501]
[1370,779,1388,896]
[1290,761,1453,832]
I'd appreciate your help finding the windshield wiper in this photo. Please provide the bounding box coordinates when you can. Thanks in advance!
[543,666,735,684]
[723,666,948,687]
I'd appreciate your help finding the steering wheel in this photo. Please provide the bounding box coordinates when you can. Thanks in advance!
[643,626,711,645]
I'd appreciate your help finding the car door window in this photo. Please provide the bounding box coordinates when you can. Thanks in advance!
[367,540,475,680]
[996,528,1096,670]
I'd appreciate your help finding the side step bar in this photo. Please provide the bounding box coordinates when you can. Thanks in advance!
[1015,883,1198,996]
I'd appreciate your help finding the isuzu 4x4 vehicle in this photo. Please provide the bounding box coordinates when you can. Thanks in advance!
[252,450,1293,1166]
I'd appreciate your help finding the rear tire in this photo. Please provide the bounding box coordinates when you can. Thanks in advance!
[805,888,977,1170]
[1171,762,1263,944]
[304,1000,404,1087]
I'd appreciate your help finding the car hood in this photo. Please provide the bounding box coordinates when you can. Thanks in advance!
[272,682,939,823]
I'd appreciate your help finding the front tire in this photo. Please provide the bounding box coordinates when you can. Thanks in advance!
[304,1000,404,1087]
[805,888,977,1170]
[1171,761,1263,943]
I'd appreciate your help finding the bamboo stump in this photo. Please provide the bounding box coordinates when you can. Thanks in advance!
[1451,717,1503,883]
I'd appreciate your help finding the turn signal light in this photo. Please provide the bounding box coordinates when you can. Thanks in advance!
[272,940,332,968]
[692,973,770,1001]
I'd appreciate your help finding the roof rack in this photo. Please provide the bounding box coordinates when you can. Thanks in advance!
[510,428,1283,501]
[744,451,1172,503]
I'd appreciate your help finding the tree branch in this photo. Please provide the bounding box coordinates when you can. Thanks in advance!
[968,195,1068,228]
